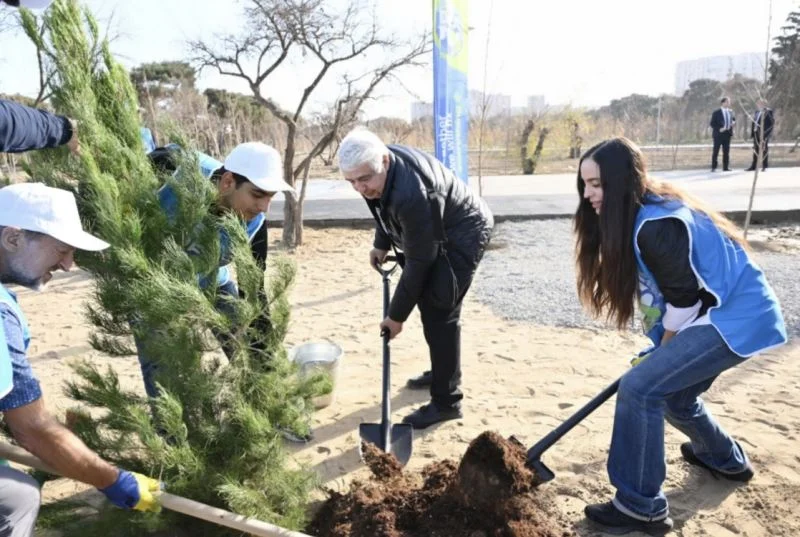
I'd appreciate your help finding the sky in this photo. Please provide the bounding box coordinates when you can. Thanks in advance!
[0,0,797,121]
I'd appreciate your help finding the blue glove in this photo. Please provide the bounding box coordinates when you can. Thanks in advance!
[100,470,162,512]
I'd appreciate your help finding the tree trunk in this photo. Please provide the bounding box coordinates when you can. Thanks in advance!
[293,161,312,247]
[744,119,768,238]
[293,201,304,246]
[282,196,298,246]
[282,124,298,247]
[520,119,535,175]
[528,127,550,175]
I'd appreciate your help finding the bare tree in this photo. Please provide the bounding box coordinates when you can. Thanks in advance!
[743,0,774,238]
[18,10,55,105]
[191,0,429,246]
[475,0,495,196]
[519,119,535,174]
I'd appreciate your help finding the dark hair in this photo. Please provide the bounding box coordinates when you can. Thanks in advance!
[147,145,181,175]
[720,97,729,104]
[147,147,249,189]
[209,167,250,188]
[2,1,21,6]
[574,137,746,329]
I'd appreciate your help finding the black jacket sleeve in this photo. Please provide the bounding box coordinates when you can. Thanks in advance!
[373,224,391,250]
[709,109,721,129]
[388,190,439,322]
[249,221,268,271]
[637,218,700,308]
[0,99,73,153]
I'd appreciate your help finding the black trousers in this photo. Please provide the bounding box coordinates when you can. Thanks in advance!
[749,136,769,170]
[416,249,484,409]
[711,133,732,170]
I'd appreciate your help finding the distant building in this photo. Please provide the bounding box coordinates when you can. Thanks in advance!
[469,90,511,118]
[527,95,546,115]
[413,93,547,120]
[674,53,765,95]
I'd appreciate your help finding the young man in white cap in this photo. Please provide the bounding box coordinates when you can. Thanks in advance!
[138,142,309,439]
[0,182,162,535]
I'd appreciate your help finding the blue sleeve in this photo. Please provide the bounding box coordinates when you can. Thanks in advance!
[196,151,222,179]
[0,306,42,411]
[0,99,73,153]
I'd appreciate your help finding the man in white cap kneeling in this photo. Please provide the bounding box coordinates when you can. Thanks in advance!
[0,183,162,535]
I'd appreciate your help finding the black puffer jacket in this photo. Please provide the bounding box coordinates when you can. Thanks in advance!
[366,145,494,322]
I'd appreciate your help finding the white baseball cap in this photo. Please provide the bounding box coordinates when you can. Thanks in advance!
[0,183,109,251]
[223,142,295,193]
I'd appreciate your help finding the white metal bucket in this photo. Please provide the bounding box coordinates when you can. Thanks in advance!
[288,341,342,409]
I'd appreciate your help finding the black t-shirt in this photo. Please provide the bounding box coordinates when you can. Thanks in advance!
[637,217,716,315]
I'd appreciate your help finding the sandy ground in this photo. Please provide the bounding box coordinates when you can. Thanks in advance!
[9,227,800,536]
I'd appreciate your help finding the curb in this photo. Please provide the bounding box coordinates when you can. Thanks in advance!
[266,209,800,229]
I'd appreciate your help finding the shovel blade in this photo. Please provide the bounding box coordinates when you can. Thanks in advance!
[509,435,555,483]
[358,423,414,467]
[527,458,555,483]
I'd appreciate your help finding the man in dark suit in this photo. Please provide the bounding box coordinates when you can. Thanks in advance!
[746,99,775,171]
[709,97,735,171]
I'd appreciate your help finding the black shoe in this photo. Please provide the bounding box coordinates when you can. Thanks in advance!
[278,426,314,444]
[710,168,717,172]
[406,370,432,389]
[680,442,754,482]
[402,402,462,429]
[723,168,732,171]
[585,502,673,536]
[745,167,755,171]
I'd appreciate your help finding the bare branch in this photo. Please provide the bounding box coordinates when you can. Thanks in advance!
[190,0,431,246]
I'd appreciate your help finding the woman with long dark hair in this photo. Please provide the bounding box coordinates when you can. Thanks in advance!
[575,137,787,535]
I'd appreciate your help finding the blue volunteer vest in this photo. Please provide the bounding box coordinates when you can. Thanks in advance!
[157,151,266,288]
[634,196,787,357]
[0,284,29,398]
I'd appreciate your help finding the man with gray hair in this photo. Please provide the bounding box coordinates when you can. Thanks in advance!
[337,128,494,429]
[0,183,161,534]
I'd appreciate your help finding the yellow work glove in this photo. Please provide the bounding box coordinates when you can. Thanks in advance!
[100,470,163,512]
[630,347,656,367]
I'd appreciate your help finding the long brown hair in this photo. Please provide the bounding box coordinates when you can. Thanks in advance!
[574,137,747,329]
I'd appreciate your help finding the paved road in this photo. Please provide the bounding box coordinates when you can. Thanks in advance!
[266,166,800,225]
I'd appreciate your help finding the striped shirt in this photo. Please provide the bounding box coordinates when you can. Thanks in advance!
[0,301,42,411]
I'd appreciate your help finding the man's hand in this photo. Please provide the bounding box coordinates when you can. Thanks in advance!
[380,317,403,340]
[370,248,389,270]
[100,470,162,512]
[66,118,80,156]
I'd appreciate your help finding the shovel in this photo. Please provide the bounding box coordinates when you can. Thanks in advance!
[514,377,620,483]
[358,255,414,466]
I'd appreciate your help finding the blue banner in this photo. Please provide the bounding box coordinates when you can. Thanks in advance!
[433,0,469,183]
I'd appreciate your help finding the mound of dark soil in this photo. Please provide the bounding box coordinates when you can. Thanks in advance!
[308,431,574,537]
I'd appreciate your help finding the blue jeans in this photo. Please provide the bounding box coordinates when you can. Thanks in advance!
[608,324,750,521]
[135,280,239,399]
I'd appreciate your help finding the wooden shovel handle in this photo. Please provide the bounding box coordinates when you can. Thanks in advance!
[0,442,313,537]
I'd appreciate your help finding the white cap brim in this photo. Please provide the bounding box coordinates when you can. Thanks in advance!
[51,229,110,252]
[250,176,296,194]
